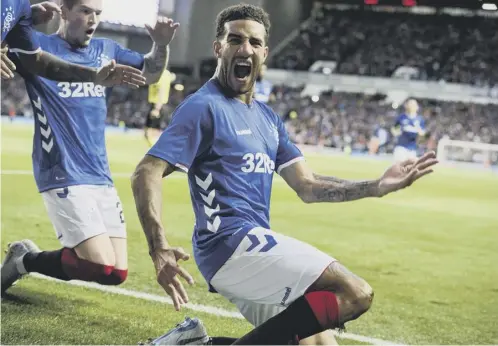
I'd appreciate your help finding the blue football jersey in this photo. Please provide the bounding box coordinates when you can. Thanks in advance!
[394,113,425,150]
[1,0,40,54]
[13,32,144,192]
[254,79,273,103]
[148,79,303,283]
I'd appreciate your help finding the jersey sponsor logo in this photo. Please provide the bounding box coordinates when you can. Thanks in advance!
[195,173,221,232]
[2,6,14,33]
[241,152,275,174]
[33,97,54,153]
[57,82,106,98]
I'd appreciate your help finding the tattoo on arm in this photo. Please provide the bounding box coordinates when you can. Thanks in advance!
[131,157,173,255]
[312,173,351,186]
[143,43,169,84]
[304,173,380,203]
[19,51,98,82]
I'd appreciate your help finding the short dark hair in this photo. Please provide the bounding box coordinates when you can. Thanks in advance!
[215,3,271,43]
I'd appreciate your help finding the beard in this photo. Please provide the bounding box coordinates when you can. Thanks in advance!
[219,57,260,97]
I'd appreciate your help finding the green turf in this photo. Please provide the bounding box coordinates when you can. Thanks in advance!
[2,123,498,345]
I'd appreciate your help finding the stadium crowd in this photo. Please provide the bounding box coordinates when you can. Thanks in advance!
[3,76,497,153]
[272,6,498,87]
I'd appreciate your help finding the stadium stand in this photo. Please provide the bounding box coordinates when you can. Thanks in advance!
[271,5,498,87]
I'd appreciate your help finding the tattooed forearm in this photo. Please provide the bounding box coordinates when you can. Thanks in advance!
[131,157,172,255]
[312,173,351,186]
[143,43,169,84]
[301,174,380,203]
[19,51,98,82]
[310,180,380,203]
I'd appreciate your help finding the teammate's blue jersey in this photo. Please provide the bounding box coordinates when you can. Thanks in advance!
[1,0,40,54]
[148,79,303,283]
[12,32,144,192]
[394,113,425,150]
[254,79,273,103]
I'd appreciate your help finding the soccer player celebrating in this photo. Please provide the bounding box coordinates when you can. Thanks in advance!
[131,4,438,345]
[1,0,178,293]
[1,0,142,85]
[392,98,427,162]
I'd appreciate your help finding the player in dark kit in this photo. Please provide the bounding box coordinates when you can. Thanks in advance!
[1,0,178,294]
[131,4,438,345]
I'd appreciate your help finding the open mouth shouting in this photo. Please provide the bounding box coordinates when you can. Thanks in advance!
[233,61,252,82]
[85,27,96,37]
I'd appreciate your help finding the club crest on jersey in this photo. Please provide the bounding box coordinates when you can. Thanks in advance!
[2,6,14,33]
[97,54,112,67]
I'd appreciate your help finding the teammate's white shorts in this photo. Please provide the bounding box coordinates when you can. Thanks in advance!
[210,227,335,327]
[393,146,417,162]
[41,185,126,248]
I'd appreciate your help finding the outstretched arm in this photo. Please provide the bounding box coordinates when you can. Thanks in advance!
[280,160,381,204]
[16,51,146,87]
[18,51,98,82]
[280,152,438,204]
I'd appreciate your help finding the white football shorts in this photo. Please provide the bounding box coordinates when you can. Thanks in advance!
[393,145,418,162]
[41,185,126,248]
[210,227,335,327]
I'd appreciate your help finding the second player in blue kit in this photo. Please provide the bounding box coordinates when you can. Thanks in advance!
[1,0,179,294]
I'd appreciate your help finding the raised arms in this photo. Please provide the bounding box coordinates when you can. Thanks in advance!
[142,17,179,84]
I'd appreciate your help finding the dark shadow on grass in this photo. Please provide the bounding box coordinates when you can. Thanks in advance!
[1,291,36,305]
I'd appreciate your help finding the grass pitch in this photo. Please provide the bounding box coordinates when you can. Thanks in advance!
[1,122,497,345]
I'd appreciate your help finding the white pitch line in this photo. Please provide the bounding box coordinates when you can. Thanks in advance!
[30,273,403,345]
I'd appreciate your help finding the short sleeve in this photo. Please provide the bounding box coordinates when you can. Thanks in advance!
[112,41,144,69]
[275,115,304,175]
[147,99,212,172]
[5,1,40,54]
